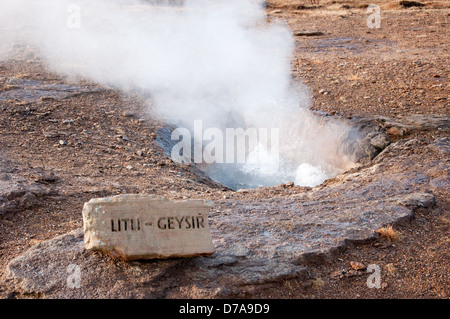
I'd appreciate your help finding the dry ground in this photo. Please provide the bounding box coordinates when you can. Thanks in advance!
[0,0,449,299]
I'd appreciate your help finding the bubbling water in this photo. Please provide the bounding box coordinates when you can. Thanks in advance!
[294,163,329,187]
[194,107,360,190]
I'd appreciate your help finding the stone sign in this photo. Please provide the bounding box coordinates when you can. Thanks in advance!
[82,194,215,260]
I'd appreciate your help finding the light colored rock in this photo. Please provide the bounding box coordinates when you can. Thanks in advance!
[82,194,216,260]
[350,261,366,271]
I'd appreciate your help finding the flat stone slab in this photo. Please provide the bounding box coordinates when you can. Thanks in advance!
[5,136,446,298]
[83,195,215,260]
[0,155,56,215]
[0,78,104,102]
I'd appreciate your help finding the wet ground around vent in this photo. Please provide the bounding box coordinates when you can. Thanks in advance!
[0,78,105,102]
[0,1,449,298]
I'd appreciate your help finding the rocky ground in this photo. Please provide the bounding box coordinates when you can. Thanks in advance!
[0,1,449,299]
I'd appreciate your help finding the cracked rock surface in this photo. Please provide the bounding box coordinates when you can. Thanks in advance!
[5,134,445,298]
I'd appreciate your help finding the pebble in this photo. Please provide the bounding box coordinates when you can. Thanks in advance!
[43,131,59,138]
[350,261,367,271]
[122,111,135,117]
[136,150,144,157]
[294,31,325,37]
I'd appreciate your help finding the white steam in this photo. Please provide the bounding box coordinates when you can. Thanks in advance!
[0,0,360,189]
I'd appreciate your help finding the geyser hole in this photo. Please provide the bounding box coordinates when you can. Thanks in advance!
[157,111,374,191]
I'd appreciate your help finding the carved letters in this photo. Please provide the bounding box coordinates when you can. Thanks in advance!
[110,214,206,232]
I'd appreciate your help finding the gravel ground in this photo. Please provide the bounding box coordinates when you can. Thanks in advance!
[0,1,448,299]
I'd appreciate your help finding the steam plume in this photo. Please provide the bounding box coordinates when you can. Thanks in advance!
[0,0,360,189]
